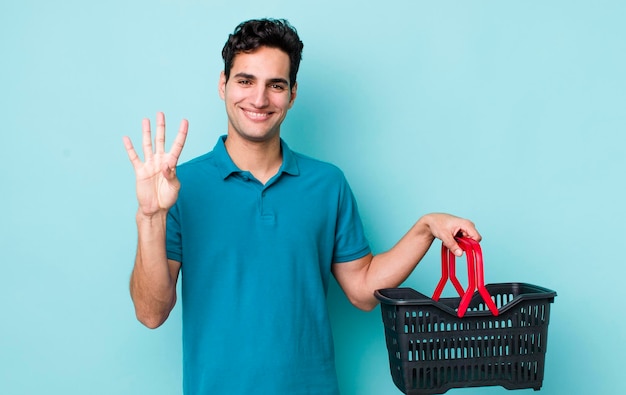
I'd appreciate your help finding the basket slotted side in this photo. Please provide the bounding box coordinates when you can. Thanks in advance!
[375,283,556,395]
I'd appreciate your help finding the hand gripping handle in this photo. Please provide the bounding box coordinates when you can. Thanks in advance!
[432,237,499,317]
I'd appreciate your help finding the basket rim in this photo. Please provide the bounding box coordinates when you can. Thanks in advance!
[374,282,556,318]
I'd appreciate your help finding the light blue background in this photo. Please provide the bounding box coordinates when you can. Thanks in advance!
[2,1,624,394]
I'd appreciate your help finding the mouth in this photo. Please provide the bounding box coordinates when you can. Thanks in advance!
[243,109,273,121]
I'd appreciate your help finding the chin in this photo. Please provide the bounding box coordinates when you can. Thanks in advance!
[235,129,280,143]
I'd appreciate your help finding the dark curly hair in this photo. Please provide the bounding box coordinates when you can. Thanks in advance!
[222,18,304,88]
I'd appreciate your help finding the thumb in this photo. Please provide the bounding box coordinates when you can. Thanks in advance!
[162,163,177,181]
[442,235,463,257]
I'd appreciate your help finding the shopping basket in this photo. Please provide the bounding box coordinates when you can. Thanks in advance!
[374,237,556,394]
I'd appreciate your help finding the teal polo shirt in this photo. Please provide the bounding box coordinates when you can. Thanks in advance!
[166,136,371,395]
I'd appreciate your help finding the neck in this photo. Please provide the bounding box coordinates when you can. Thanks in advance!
[224,133,283,185]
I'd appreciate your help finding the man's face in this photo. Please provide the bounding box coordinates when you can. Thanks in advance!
[219,46,297,143]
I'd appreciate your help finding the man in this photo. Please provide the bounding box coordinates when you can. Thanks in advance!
[123,18,480,394]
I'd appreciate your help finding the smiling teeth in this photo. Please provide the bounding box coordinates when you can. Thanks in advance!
[245,110,270,119]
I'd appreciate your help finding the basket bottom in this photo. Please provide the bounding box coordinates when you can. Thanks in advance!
[395,360,544,395]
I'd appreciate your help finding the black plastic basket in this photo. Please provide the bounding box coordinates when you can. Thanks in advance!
[374,240,557,394]
[375,283,556,394]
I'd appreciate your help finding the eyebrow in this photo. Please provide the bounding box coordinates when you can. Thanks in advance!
[233,72,289,87]
[268,77,289,86]
[233,72,256,81]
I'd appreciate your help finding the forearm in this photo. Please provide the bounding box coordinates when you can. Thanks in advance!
[130,211,178,328]
[367,218,435,290]
[334,217,435,311]
[364,212,479,297]
[355,218,434,309]
[336,213,479,311]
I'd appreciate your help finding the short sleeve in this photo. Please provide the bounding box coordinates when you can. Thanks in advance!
[332,175,371,263]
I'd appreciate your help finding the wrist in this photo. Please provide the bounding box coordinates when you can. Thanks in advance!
[413,215,436,242]
[136,209,168,224]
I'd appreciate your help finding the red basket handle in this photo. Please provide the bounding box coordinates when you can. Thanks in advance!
[432,237,499,317]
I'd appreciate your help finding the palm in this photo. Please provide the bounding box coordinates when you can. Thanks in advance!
[124,112,189,216]
[134,152,179,212]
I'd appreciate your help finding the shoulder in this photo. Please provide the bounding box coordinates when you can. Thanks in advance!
[285,150,355,200]
[291,150,346,180]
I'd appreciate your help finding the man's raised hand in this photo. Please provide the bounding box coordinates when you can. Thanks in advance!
[123,112,189,216]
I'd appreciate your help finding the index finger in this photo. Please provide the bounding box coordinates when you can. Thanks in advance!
[455,221,482,242]
[445,220,481,256]
[166,119,189,169]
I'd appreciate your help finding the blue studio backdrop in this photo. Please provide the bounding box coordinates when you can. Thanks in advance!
[2,1,625,394]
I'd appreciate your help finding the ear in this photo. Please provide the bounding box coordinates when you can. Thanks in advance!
[218,71,227,100]
[288,82,298,109]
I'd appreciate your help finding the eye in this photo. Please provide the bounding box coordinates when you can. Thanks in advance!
[270,84,286,91]
[237,79,252,86]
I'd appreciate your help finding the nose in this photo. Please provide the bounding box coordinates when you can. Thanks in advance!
[251,85,270,108]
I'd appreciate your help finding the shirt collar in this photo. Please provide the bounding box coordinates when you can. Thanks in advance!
[213,135,300,180]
